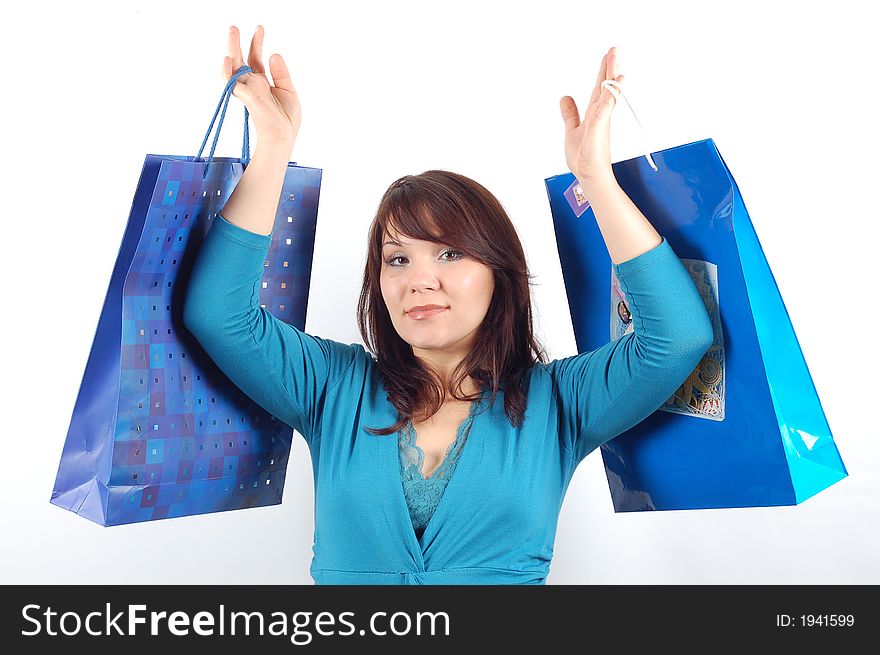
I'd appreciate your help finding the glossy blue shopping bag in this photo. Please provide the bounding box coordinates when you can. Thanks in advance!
[545,137,847,511]
[51,67,321,525]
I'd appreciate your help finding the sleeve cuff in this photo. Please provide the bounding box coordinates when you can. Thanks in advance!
[211,212,274,250]
[612,236,674,278]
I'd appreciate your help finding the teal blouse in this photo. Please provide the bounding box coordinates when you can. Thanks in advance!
[183,213,713,584]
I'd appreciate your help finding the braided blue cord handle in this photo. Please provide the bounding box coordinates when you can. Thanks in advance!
[195,65,253,179]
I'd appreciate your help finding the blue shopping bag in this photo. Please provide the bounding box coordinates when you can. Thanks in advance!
[545,137,847,511]
[51,67,322,525]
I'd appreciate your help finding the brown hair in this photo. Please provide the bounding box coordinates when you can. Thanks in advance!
[356,170,548,436]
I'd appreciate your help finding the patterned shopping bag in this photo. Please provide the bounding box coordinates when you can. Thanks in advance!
[51,66,322,525]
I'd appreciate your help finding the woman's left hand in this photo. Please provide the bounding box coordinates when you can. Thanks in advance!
[560,46,624,188]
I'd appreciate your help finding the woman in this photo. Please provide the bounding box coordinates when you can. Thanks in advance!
[182,25,714,584]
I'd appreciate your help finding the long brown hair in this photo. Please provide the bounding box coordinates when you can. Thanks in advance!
[357,170,548,436]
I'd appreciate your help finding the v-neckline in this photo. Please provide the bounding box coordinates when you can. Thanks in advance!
[404,395,481,480]
[393,387,487,554]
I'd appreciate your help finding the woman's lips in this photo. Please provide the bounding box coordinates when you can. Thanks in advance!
[407,307,448,320]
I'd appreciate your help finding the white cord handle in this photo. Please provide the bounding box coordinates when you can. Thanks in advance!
[600,79,659,172]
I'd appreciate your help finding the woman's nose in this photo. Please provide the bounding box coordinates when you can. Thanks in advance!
[407,261,440,292]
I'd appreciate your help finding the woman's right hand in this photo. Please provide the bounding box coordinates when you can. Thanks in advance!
[223,25,301,147]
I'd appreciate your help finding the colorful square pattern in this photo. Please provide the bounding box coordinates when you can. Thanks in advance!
[51,155,322,525]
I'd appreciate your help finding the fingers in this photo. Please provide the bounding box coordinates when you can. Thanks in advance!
[559,96,581,133]
[247,25,266,75]
[607,47,618,80]
[589,47,618,109]
[269,53,295,92]
[227,26,245,75]
[589,52,608,106]
[562,48,624,138]
[598,74,625,114]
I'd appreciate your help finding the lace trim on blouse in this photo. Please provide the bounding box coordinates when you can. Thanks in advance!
[398,396,481,539]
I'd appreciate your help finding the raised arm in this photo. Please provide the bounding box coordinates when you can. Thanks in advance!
[182,213,362,445]
[554,47,712,462]
[550,236,713,463]
[181,26,361,445]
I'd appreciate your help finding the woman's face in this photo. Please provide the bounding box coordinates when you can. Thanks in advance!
[379,227,495,362]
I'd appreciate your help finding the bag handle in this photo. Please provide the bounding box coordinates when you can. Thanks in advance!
[195,65,254,179]
[600,79,658,172]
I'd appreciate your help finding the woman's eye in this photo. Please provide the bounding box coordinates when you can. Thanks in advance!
[385,250,463,267]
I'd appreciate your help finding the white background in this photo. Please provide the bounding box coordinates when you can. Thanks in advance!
[2,0,877,584]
